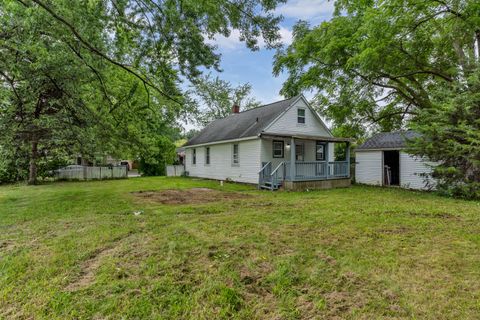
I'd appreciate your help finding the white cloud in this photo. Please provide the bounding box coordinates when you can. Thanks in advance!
[204,29,243,50]
[278,27,293,46]
[204,27,293,51]
[276,0,335,20]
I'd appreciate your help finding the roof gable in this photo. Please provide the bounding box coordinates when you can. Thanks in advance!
[185,96,299,146]
[263,96,333,137]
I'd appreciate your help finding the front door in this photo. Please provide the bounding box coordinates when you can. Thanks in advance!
[315,142,326,176]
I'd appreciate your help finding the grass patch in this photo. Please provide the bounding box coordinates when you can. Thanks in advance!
[1,177,480,319]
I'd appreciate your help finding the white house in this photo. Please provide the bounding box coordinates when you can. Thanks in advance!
[355,131,436,190]
[183,95,352,190]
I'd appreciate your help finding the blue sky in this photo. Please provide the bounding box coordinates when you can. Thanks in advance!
[205,0,336,104]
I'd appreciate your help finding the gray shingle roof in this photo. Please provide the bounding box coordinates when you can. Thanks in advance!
[185,96,299,146]
[356,131,420,150]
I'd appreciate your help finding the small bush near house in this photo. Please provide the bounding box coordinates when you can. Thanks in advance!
[138,137,176,176]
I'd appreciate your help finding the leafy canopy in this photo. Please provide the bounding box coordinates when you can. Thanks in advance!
[274,0,480,137]
[0,0,286,183]
[274,0,480,197]
[188,73,261,127]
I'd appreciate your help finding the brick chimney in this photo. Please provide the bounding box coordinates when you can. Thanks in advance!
[232,104,240,114]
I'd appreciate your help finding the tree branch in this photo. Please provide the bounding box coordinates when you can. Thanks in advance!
[19,0,181,105]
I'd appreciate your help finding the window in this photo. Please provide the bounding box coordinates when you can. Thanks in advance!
[273,140,284,158]
[192,148,196,165]
[316,142,325,161]
[297,108,306,124]
[295,143,304,161]
[205,147,210,165]
[232,143,239,165]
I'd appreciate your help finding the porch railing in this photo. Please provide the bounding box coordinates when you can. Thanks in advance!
[259,161,349,189]
[285,161,349,181]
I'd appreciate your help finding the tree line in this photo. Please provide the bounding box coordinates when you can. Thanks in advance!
[1,0,479,198]
[0,0,281,184]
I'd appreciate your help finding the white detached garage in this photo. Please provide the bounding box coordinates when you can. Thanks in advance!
[355,131,435,190]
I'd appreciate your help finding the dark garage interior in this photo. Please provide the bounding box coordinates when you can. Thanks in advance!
[383,150,400,186]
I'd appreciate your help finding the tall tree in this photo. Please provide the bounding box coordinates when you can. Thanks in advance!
[273,0,480,136]
[188,73,261,126]
[274,0,480,198]
[409,69,480,199]
[0,0,286,183]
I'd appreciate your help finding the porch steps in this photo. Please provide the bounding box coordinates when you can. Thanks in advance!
[259,181,282,190]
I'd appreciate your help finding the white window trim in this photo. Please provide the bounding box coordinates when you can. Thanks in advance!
[297,108,306,125]
[232,143,240,166]
[204,147,210,166]
[273,140,284,158]
[192,148,196,165]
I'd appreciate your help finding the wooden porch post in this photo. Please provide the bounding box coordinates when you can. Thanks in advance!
[325,142,330,178]
[346,141,351,178]
[290,137,296,181]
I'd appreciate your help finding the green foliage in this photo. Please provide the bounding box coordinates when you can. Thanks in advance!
[274,0,480,198]
[274,0,480,137]
[0,0,286,184]
[409,70,480,199]
[188,73,261,126]
[138,137,176,176]
[0,147,23,183]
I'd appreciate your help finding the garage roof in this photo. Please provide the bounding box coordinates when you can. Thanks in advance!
[356,131,420,151]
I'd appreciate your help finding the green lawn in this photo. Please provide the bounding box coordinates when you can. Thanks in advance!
[1,177,479,319]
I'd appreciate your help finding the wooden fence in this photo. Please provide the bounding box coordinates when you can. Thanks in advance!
[55,165,128,181]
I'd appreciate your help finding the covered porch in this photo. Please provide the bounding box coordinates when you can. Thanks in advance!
[258,133,353,190]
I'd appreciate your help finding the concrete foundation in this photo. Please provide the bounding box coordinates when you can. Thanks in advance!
[283,178,351,191]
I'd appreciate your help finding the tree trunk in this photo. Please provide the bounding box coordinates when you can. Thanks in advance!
[475,30,480,62]
[28,139,38,185]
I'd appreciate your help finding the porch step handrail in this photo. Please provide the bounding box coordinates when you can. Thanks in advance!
[270,162,285,190]
[270,162,284,176]
[258,162,272,189]
[258,161,271,174]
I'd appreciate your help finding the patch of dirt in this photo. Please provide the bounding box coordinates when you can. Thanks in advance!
[239,262,273,290]
[317,252,337,266]
[132,188,252,205]
[65,246,117,292]
[324,290,365,314]
[407,212,461,220]
[0,240,15,252]
[64,233,135,291]
[381,210,461,220]
[377,226,411,235]
[245,202,274,208]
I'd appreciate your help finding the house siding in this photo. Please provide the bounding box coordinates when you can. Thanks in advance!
[185,138,261,184]
[260,139,335,167]
[264,99,331,137]
[400,152,435,190]
[355,151,383,185]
